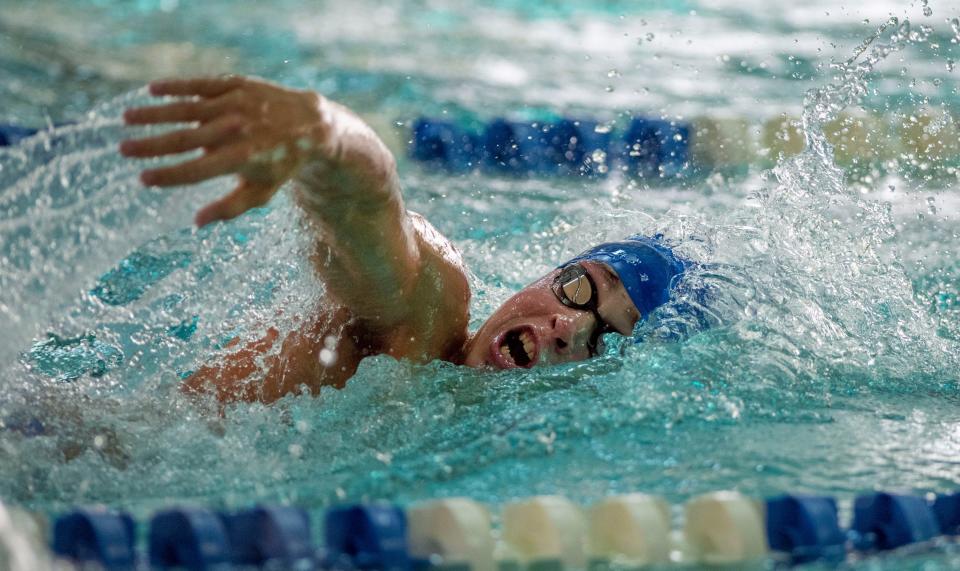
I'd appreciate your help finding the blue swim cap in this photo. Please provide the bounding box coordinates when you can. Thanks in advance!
[563,235,687,319]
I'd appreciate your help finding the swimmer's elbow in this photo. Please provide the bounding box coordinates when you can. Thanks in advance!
[294,100,401,214]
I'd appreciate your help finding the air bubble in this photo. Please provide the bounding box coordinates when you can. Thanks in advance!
[594,122,614,134]
[319,348,337,366]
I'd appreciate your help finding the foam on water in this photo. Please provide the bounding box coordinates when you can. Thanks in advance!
[0,3,959,568]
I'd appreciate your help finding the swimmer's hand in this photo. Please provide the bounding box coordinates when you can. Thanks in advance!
[120,76,381,227]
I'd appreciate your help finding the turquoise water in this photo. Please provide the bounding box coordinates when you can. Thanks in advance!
[1,0,960,568]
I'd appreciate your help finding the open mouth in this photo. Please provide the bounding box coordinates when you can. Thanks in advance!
[495,326,538,368]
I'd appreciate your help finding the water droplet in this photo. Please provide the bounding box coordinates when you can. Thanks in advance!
[921,0,932,17]
[604,85,615,93]
[319,348,337,366]
[927,196,937,215]
[607,69,621,78]
[645,33,655,41]
[288,444,303,458]
[593,122,614,134]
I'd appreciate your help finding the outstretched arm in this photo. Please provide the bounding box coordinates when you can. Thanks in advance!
[121,77,470,400]
[121,76,464,332]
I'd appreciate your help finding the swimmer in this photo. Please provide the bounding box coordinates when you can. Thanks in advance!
[120,76,691,403]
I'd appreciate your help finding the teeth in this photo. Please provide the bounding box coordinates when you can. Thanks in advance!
[500,345,513,362]
[519,331,534,360]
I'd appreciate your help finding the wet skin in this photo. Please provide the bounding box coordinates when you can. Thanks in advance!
[120,75,641,403]
[461,260,641,369]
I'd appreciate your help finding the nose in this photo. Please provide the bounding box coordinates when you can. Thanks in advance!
[547,312,596,357]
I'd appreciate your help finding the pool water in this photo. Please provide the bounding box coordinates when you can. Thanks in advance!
[1,0,960,568]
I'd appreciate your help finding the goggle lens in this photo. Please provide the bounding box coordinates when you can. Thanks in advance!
[560,272,593,307]
[552,263,612,356]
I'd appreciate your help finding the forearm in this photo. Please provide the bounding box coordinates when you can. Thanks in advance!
[294,99,422,326]
[121,76,426,328]
[295,99,401,211]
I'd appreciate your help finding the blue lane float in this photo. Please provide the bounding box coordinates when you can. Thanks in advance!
[765,495,846,563]
[481,118,613,177]
[932,492,960,535]
[148,507,232,570]
[52,508,137,571]
[619,117,690,178]
[850,492,941,551]
[223,505,314,568]
[410,119,481,172]
[324,504,410,571]
[410,116,688,179]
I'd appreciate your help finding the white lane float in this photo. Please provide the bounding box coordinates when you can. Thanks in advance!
[682,491,768,565]
[0,502,50,571]
[501,496,587,570]
[407,498,496,571]
[587,493,671,566]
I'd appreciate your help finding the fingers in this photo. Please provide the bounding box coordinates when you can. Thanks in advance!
[194,180,275,227]
[124,91,240,125]
[148,76,245,98]
[141,143,250,187]
[120,115,244,158]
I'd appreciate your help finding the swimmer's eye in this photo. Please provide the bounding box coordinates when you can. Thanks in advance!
[552,263,600,310]
[553,263,612,356]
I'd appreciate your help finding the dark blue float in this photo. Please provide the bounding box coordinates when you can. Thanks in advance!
[410,115,687,179]
[148,507,231,570]
[850,492,940,551]
[324,504,410,571]
[52,508,137,571]
[223,505,314,568]
[765,494,846,563]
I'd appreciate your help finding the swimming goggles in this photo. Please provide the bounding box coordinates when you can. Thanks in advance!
[551,263,614,355]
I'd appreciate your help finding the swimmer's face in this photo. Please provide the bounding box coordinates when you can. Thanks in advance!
[463,261,641,369]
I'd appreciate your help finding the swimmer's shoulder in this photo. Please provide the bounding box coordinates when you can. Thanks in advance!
[403,210,471,358]
[407,210,468,274]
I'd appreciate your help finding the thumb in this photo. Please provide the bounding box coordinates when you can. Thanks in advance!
[194,180,276,227]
